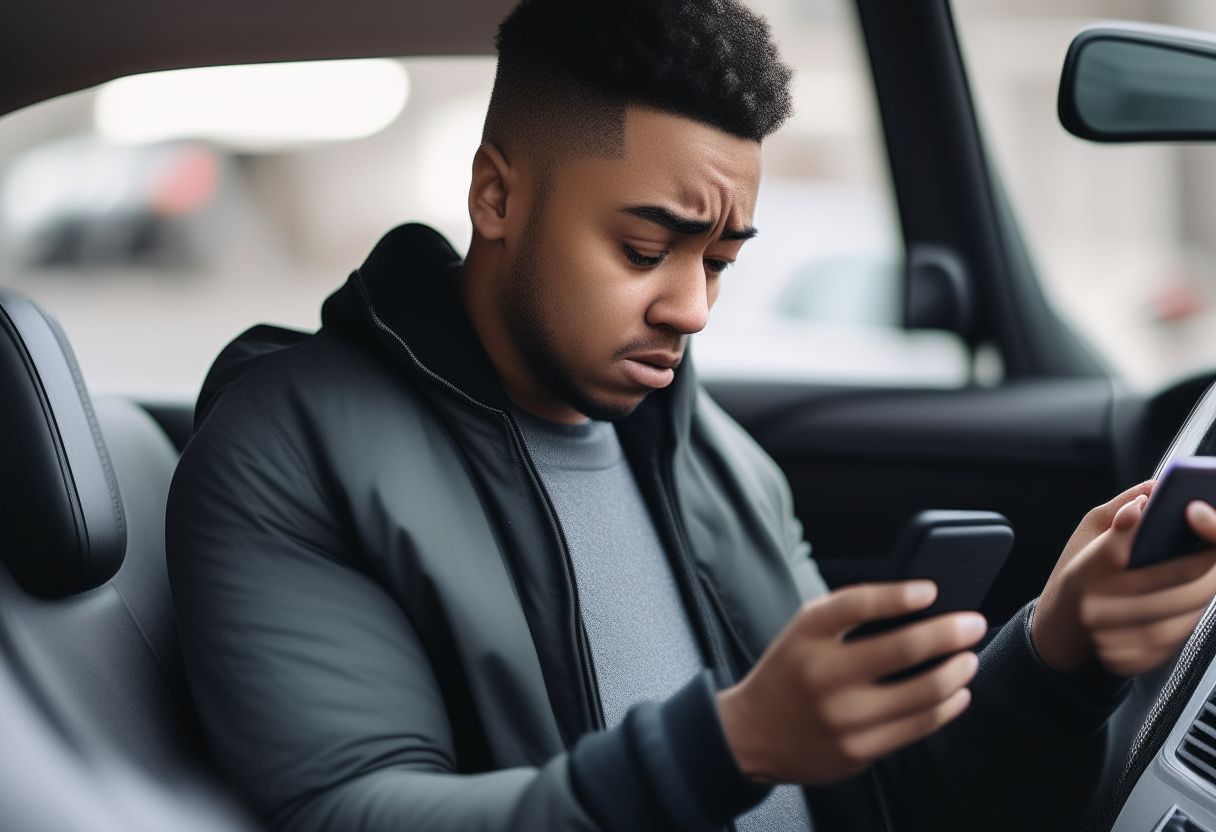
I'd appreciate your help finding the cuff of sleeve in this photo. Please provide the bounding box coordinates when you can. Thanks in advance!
[1025,598,1131,710]
[974,601,1130,736]
[568,671,772,832]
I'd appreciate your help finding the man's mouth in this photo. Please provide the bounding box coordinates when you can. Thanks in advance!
[619,350,683,389]
[627,350,682,370]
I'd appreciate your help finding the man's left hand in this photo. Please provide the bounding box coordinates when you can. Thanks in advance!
[1032,481,1216,677]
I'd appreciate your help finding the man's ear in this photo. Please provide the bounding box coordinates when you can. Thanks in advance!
[469,142,515,242]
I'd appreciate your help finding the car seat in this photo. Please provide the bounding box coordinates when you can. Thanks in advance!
[0,288,255,830]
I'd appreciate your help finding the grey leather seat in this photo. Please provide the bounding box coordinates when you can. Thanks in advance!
[0,288,255,830]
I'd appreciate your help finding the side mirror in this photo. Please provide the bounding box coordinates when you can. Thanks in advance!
[1060,22,1216,142]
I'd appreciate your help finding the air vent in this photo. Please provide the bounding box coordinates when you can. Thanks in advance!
[1178,695,1216,785]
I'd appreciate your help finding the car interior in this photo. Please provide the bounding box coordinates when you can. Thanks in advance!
[6,0,1216,830]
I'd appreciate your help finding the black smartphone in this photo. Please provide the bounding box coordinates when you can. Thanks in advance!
[1129,456,1216,569]
[846,510,1015,680]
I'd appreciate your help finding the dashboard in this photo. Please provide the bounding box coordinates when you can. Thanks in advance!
[1114,599,1216,832]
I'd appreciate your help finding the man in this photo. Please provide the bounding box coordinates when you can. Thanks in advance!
[166,1,1216,830]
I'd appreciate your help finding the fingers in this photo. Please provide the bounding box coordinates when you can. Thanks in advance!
[1081,556,1216,628]
[1056,482,1155,572]
[1071,497,1148,579]
[1089,482,1155,533]
[1093,608,1206,677]
[799,581,937,639]
[838,688,972,764]
[821,650,978,730]
[841,613,987,682]
[719,586,982,785]
[1107,481,1156,515]
[1054,496,1216,679]
[1090,549,1216,599]
[1189,501,1216,544]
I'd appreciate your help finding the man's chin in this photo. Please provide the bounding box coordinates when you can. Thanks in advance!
[517,343,654,421]
[572,397,645,423]
[565,387,652,422]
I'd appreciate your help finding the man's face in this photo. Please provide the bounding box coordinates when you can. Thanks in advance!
[503,107,762,421]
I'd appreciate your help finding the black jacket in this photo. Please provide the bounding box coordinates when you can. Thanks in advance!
[168,224,1130,832]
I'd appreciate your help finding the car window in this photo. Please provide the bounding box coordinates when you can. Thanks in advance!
[953,0,1216,392]
[0,0,969,403]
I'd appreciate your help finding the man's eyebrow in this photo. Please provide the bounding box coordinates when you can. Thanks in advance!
[623,206,715,236]
[720,226,758,241]
[622,206,758,242]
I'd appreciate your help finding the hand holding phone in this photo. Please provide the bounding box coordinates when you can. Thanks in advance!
[1129,457,1216,569]
[846,510,1013,680]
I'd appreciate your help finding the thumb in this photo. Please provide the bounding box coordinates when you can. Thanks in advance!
[1187,500,1216,544]
[798,581,937,639]
[1083,494,1147,574]
[1112,494,1148,532]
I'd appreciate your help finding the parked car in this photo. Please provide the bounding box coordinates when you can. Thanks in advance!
[3,1,1216,830]
[1,138,222,268]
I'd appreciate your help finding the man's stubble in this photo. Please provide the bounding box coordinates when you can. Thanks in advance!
[504,211,650,423]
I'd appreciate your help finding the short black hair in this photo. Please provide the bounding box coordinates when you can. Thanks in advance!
[483,0,792,163]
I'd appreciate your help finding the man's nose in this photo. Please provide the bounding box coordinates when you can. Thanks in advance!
[646,257,710,335]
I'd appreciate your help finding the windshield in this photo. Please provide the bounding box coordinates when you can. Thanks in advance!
[954,0,1216,391]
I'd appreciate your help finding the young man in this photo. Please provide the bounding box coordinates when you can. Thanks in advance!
[166,1,1216,830]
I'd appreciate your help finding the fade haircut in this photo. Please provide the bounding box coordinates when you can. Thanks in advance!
[482,0,793,172]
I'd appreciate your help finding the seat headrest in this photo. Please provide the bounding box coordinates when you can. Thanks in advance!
[0,289,126,597]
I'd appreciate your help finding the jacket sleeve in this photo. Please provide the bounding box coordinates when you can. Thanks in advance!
[167,383,600,832]
[872,602,1130,832]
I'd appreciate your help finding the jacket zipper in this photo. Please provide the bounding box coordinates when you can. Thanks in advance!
[503,414,606,731]
[354,272,605,735]
[657,454,734,686]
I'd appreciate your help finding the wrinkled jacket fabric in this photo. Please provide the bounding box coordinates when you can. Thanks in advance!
[168,224,1129,832]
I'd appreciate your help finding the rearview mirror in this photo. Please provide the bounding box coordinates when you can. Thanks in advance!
[1059,22,1216,142]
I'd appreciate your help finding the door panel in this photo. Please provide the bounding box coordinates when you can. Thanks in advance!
[708,378,1122,624]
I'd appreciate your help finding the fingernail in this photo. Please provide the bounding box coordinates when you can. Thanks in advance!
[959,614,987,640]
[905,581,936,606]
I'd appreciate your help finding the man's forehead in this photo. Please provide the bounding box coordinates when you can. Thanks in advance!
[611,109,760,230]
[620,108,761,180]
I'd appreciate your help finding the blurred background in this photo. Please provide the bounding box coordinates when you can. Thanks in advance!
[0,0,1210,401]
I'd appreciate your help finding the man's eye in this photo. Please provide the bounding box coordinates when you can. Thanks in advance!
[623,243,667,267]
[704,258,732,274]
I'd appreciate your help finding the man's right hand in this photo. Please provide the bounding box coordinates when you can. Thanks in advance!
[715,582,986,785]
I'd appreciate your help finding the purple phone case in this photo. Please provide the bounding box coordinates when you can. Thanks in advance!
[1129,456,1216,569]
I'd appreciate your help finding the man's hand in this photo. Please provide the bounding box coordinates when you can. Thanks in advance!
[1033,482,1216,676]
[716,582,986,785]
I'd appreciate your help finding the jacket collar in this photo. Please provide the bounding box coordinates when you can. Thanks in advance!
[321,223,696,449]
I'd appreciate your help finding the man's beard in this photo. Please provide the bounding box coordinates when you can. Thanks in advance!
[504,221,651,423]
